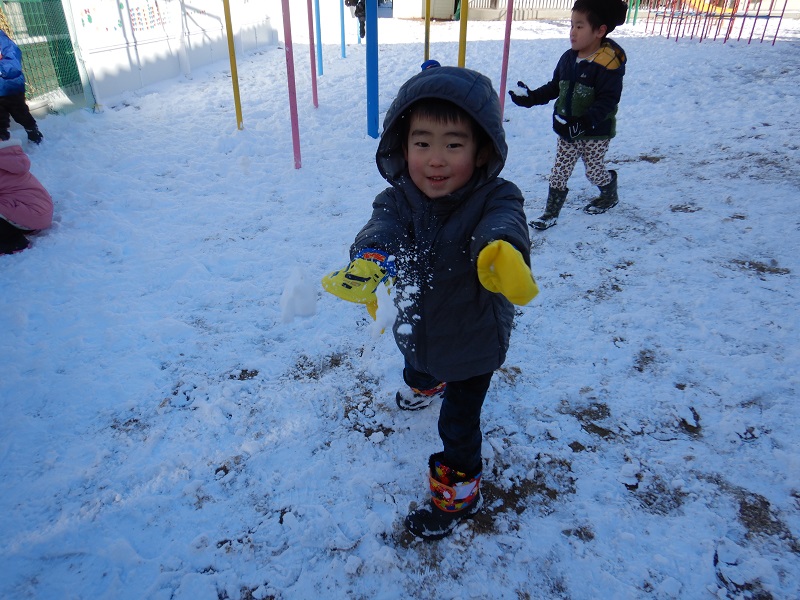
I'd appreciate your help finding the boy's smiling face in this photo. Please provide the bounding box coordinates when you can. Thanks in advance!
[404,113,488,199]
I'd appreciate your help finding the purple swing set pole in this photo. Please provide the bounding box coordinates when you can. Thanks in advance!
[723,0,740,42]
[748,0,765,43]
[658,0,669,35]
[760,0,777,42]
[665,0,679,38]
[689,0,703,38]
[698,0,715,42]
[737,0,752,40]
[711,3,728,41]
[679,0,697,40]
[772,0,788,45]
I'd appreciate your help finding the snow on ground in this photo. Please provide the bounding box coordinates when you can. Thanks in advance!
[2,14,799,600]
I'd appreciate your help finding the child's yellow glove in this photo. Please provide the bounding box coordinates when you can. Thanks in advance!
[321,248,395,305]
[477,240,539,305]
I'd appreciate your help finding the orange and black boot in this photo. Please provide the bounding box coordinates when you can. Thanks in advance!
[404,453,482,540]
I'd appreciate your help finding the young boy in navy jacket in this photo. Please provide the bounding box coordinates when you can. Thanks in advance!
[323,65,538,539]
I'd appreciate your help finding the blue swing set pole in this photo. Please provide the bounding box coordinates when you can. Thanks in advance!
[314,0,322,76]
[366,0,379,138]
[340,0,346,57]
[314,0,323,75]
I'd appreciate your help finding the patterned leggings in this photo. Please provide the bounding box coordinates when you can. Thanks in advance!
[549,137,612,191]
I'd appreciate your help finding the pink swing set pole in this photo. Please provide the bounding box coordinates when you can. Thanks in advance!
[281,0,302,169]
[498,0,515,117]
[307,0,319,108]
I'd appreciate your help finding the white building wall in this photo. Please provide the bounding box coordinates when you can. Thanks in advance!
[65,0,277,106]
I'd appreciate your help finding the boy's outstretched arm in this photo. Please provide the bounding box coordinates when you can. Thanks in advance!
[322,248,396,307]
[508,74,560,108]
[477,240,539,306]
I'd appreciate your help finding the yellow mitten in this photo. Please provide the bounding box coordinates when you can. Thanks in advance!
[321,248,395,305]
[477,240,539,305]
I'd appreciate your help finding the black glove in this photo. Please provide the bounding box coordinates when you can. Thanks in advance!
[509,90,536,108]
[568,116,592,139]
[509,82,533,108]
[508,81,548,108]
[554,115,592,140]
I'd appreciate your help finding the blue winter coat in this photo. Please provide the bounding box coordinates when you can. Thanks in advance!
[0,31,26,97]
[352,66,531,382]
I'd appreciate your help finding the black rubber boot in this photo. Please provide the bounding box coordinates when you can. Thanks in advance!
[530,186,568,230]
[584,170,618,214]
[0,218,30,255]
[404,453,482,540]
[26,128,43,145]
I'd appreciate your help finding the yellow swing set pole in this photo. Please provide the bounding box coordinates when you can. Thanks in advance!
[222,0,244,130]
[424,0,431,61]
[457,0,468,67]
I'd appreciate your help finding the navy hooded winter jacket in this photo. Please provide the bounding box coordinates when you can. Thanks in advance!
[352,66,531,382]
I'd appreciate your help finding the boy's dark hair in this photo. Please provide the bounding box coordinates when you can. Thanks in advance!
[401,98,489,155]
[572,0,628,34]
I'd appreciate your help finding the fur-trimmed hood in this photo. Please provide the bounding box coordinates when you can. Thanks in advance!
[376,66,507,186]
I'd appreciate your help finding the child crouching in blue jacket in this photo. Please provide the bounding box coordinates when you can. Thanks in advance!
[323,65,538,539]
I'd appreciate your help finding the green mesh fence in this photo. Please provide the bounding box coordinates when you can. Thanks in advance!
[1,0,82,102]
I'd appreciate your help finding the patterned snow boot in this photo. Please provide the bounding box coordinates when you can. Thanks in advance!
[584,170,618,214]
[404,453,482,540]
[395,381,446,411]
[530,186,569,230]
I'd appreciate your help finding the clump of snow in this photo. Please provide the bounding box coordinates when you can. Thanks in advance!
[280,266,317,322]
